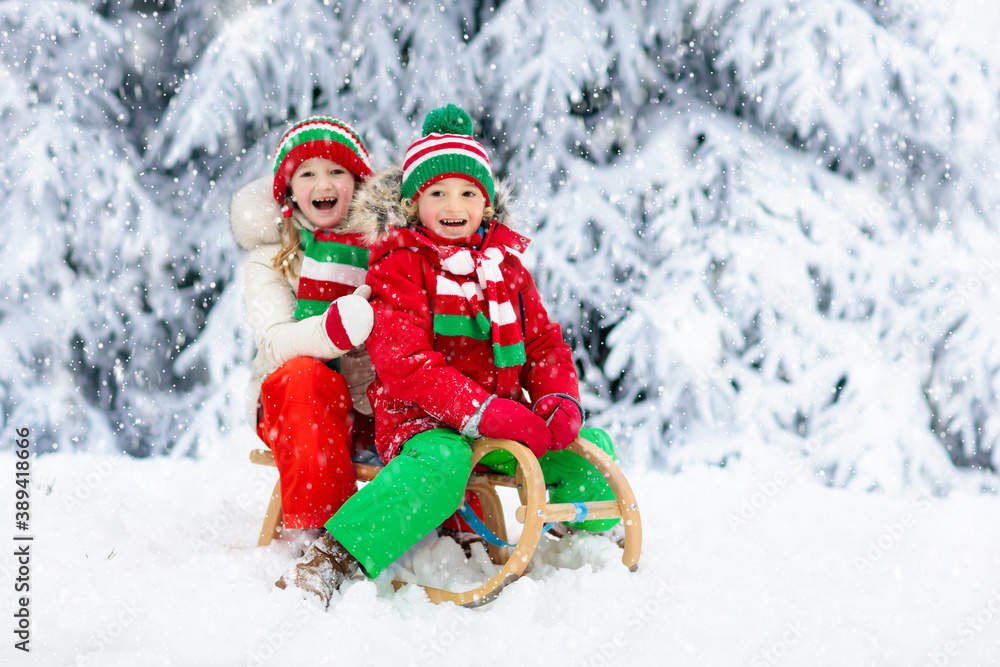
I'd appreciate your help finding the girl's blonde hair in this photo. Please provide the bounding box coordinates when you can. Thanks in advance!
[271,202,302,280]
[402,198,496,228]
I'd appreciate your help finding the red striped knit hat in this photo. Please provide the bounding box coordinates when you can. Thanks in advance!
[402,104,495,206]
[272,116,373,217]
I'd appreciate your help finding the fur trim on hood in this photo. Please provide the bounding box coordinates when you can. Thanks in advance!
[348,164,519,246]
[229,177,283,251]
[229,175,376,250]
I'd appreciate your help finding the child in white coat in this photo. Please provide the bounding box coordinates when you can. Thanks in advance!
[230,116,376,532]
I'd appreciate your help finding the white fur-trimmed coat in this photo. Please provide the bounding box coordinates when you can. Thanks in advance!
[229,177,375,427]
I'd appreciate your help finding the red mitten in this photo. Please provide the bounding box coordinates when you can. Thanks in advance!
[324,285,374,351]
[533,394,582,450]
[479,398,552,459]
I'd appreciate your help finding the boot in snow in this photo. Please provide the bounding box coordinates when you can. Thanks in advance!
[275,532,359,607]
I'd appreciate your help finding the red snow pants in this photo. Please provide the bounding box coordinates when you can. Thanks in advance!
[257,357,357,529]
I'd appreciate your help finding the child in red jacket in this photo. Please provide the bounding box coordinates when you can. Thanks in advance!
[277,105,620,605]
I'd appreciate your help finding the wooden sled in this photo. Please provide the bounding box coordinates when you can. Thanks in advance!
[250,437,642,607]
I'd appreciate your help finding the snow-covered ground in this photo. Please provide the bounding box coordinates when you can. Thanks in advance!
[5,433,1000,667]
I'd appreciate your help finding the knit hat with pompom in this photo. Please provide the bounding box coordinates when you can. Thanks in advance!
[272,116,373,217]
[401,104,495,206]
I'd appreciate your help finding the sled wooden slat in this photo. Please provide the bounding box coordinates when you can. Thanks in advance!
[250,448,383,482]
[251,435,643,605]
[257,474,284,547]
[514,500,624,524]
[248,449,273,467]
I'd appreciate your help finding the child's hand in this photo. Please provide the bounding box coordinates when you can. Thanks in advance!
[533,395,582,450]
[323,286,374,351]
[479,398,552,459]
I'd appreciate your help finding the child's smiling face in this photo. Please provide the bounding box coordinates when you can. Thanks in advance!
[289,157,356,229]
[417,177,486,239]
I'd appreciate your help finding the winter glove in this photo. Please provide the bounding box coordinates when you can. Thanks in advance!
[478,397,552,459]
[533,394,582,450]
[324,285,374,351]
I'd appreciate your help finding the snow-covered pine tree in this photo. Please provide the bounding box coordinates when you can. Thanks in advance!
[482,0,1000,490]
[5,0,999,493]
[0,1,218,454]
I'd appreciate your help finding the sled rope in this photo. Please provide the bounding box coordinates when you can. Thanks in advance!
[457,500,518,548]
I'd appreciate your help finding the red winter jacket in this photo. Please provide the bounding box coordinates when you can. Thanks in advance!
[364,222,580,461]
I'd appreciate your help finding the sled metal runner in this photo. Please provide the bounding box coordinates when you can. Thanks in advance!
[250,437,642,607]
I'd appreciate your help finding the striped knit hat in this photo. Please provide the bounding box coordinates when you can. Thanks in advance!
[402,104,495,206]
[272,116,373,217]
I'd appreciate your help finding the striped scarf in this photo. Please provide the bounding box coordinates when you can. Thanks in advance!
[294,229,369,319]
[433,245,526,368]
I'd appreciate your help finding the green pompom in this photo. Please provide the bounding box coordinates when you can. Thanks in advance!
[422,104,473,137]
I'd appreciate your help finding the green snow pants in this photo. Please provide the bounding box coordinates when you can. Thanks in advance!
[326,427,620,579]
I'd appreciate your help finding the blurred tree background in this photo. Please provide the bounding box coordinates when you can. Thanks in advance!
[2,0,998,493]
